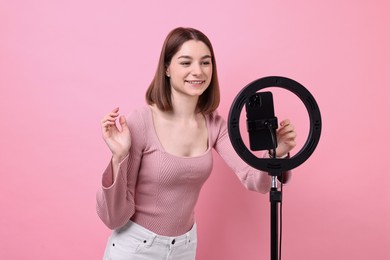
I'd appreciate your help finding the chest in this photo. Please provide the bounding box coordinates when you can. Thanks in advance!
[153,116,209,157]
[139,150,213,189]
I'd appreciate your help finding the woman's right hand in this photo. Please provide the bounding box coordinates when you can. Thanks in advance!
[101,107,131,162]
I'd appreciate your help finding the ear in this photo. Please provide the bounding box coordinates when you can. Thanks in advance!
[166,68,170,77]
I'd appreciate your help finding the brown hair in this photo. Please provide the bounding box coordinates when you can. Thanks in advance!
[145,27,220,114]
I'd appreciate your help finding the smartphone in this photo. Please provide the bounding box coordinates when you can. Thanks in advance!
[245,91,278,151]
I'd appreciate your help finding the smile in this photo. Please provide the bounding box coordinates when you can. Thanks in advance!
[185,80,205,84]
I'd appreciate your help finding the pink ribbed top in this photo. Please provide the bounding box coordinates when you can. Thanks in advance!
[96,106,272,236]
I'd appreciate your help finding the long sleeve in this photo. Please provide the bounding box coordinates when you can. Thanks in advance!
[210,113,272,194]
[96,110,145,230]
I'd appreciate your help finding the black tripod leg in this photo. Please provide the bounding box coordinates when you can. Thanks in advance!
[270,187,282,260]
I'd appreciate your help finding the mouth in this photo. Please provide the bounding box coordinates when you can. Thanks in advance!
[185,80,205,85]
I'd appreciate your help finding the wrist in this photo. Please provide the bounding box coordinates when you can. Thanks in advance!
[268,150,290,158]
[112,153,128,164]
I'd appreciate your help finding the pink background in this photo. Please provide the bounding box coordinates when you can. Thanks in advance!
[1,1,389,259]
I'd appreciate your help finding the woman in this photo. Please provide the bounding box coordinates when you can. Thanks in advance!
[97,27,296,260]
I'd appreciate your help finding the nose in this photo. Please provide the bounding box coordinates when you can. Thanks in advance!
[191,62,202,76]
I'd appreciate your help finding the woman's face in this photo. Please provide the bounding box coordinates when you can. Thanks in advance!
[166,40,213,99]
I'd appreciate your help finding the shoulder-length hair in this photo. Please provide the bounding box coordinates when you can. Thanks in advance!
[145,27,220,114]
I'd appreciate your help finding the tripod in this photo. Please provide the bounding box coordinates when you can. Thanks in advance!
[227,76,322,260]
[270,174,282,260]
[267,125,284,260]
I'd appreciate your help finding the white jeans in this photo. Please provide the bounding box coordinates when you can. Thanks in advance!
[103,220,197,260]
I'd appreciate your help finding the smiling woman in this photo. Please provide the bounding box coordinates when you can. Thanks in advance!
[96,27,296,260]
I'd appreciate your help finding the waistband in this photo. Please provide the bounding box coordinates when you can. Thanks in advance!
[119,220,197,249]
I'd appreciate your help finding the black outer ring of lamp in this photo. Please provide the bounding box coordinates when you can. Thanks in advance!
[228,76,322,176]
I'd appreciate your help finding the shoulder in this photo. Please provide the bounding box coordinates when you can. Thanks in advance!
[125,106,151,147]
[204,110,227,143]
[126,105,151,131]
[205,110,226,128]
[126,105,150,121]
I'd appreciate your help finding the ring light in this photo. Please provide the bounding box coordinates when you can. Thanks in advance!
[228,76,322,175]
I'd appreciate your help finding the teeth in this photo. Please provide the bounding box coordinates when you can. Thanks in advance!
[187,81,203,84]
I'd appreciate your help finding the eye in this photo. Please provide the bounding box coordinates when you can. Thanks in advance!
[180,61,191,66]
[201,60,212,66]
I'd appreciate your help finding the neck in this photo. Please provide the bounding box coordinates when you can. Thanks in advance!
[170,92,200,120]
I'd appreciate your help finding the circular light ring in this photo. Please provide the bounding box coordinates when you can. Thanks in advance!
[228,76,322,174]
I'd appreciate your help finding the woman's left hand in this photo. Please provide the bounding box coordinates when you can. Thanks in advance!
[274,119,297,157]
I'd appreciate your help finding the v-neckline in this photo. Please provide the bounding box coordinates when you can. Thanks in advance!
[146,106,211,159]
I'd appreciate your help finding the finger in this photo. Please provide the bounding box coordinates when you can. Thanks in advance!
[102,121,116,128]
[280,127,297,138]
[283,140,297,149]
[101,122,118,138]
[278,136,296,148]
[119,115,128,128]
[280,119,290,127]
[282,131,297,141]
[101,117,116,124]
[285,137,297,145]
[108,107,120,118]
[280,134,297,150]
[109,111,120,117]
[101,119,116,129]
[105,112,120,121]
[101,112,120,124]
[277,120,291,133]
[278,124,295,136]
[101,107,120,121]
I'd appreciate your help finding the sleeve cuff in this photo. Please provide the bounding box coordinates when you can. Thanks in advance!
[102,155,130,188]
